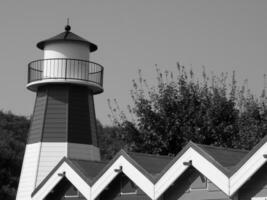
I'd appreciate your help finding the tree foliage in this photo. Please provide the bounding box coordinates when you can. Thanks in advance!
[109,64,267,155]
[97,121,125,160]
[2,64,267,199]
[0,111,30,200]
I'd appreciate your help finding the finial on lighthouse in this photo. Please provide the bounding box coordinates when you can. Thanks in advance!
[65,18,71,32]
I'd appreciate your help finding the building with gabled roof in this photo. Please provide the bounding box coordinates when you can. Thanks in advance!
[16,25,267,200]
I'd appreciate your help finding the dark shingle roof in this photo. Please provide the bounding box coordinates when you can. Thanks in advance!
[31,141,261,197]
[68,145,248,181]
[229,134,267,175]
[37,28,98,52]
[70,159,108,181]
[196,144,248,170]
[128,152,174,175]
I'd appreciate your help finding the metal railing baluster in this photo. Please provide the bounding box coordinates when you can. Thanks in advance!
[28,58,104,88]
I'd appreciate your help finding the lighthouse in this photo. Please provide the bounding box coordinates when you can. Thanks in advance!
[16,24,103,200]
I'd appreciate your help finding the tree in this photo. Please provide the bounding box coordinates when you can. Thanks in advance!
[235,91,267,149]
[109,64,267,155]
[97,121,125,160]
[0,111,30,200]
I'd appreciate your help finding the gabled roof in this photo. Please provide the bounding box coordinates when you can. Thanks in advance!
[196,144,248,171]
[229,134,267,175]
[31,137,267,199]
[128,152,173,176]
[70,159,108,182]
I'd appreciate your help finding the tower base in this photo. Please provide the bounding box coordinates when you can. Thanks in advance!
[16,142,100,200]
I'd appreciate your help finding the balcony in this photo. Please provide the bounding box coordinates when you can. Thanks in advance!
[27,58,104,94]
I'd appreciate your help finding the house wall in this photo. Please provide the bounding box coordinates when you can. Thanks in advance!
[238,162,267,200]
[50,173,150,200]
[161,167,229,200]
[98,173,150,200]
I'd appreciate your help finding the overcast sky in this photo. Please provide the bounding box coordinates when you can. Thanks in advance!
[1,1,267,125]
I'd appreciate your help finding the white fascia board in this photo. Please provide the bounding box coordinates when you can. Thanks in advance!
[91,155,154,200]
[229,143,267,195]
[64,164,91,199]
[31,142,267,200]
[119,156,154,198]
[190,148,229,195]
[32,163,65,200]
[154,148,192,198]
[154,147,229,198]
[32,162,91,200]
[16,143,41,200]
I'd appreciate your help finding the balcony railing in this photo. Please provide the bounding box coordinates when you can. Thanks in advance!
[28,58,104,88]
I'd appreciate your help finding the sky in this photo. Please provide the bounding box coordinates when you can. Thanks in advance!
[1,1,267,125]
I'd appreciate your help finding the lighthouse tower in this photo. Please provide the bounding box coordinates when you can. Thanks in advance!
[16,24,103,200]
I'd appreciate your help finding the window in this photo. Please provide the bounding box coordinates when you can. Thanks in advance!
[120,175,138,195]
[64,186,80,198]
[190,173,208,190]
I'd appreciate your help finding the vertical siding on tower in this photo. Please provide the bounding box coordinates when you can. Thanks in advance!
[42,86,68,142]
[68,86,92,144]
[27,89,47,144]
[88,94,98,146]
[28,85,97,145]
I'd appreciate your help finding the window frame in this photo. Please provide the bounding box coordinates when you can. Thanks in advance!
[119,175,138,196]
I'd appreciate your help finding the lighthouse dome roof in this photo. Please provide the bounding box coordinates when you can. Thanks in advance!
[37,26,98,52]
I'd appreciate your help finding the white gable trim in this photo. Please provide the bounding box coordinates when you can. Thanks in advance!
[31,140,267,200]
[154,147,229,198]
[32,162,91,200]
[154,148,192,198]
[91,155,154,199]
[190,148,229,195]
[229,142,267,195]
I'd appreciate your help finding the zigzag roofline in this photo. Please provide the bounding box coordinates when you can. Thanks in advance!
[31,138,267,199]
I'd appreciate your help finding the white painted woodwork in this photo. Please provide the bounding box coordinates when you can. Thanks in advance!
[29,142,267,200]
[91,155,155,200]
[32,162,91,200]
[26,79,103,93]
[154,147,229,198]
[154,148,192,198]
[44,41,90,60]
[16,141,101,200]
[230,142,267,195]
[36,142,100,186]
[190,148,229,195]
[43,42,90,79]
[36,143,67,185]
[16,143,41,200]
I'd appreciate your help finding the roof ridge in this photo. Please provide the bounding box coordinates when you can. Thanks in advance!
[196,143,249,153]
[128,151,174,159]
[69,158,108,164]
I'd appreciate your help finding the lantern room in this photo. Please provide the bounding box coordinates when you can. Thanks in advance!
[26,25,103,94]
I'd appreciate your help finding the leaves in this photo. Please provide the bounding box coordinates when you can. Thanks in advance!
[0,111,30,200]
[109,65,267,155]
